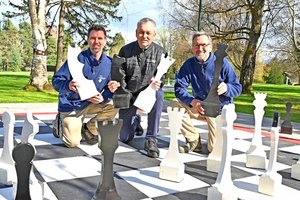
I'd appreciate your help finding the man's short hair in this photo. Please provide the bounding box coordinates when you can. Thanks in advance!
[87,24,107,38]
[137,17,157,29]
[192,31,212,44]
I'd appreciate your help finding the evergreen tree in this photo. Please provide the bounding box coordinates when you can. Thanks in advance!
[19,22,33,70]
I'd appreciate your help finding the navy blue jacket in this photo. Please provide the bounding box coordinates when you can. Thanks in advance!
[175,52,242,108]
[52,48,112,112]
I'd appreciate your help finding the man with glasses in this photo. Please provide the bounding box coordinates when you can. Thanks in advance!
[171,31,242,154]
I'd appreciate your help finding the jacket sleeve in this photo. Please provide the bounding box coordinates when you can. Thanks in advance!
[52,61,73,94]
[221,59,242,97]
[174,62,195,107]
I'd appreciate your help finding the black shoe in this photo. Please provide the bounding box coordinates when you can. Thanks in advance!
[81,123,99,145]
[144,139,160,158]
[52,113,62,138]
[178,137,202,153]
[135,115,144,136]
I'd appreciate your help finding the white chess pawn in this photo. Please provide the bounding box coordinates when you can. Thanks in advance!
[258,127,282,196]
[159,107,185,182]
[0,111,17,185]
[208,104,238,200]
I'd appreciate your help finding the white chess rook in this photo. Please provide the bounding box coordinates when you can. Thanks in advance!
[207,114,223,172]
[134,53,175,113]
[17,112,44,200]
[159,107,185,182]
[258,127,282,196]
[246,92,267,169]
[291,156,300,180]
[0,111,17,185]
[68,46,99,100]
[208,104,238,200]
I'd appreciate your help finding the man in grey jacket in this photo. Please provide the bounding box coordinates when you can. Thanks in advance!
[109,18,165,158]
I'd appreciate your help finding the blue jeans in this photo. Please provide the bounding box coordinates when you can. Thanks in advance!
[119,88,164,143]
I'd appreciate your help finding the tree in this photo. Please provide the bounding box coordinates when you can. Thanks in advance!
[168,0,278,94]
[5,0,122,72]
[266,0,300,84]
[0,19,20,71]
[47,0,122,71]
[108,32,125,57]
[19,22,33,70]
[26,0,51,91]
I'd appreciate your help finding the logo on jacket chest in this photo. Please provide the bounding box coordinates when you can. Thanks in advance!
[98,75,106,83]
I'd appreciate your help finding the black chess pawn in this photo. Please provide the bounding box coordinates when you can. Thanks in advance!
[92,119,123,200]
[280,102,293,134]
[12,142,35,200]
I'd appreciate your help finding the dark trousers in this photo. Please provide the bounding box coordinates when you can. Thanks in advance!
[119,88,164,143]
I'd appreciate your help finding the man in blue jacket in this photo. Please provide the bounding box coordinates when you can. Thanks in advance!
[52,25,118,148]
[172,31,242,153]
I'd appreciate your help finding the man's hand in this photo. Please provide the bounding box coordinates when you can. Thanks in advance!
[150,78,161,90]
[217,82,227,95]
[108,81,120,93]
[88,93,104,104]
[69,80,79,93]
[190,99,205,115]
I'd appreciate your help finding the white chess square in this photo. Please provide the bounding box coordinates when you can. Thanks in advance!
[117,166,209,198]
[33,156,101,182]
[234,175,300,200]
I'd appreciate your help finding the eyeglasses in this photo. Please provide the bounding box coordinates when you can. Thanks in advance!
[193,43,211,49]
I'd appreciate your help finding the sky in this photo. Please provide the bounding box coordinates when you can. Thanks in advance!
[0,0,170,44]
[108,0,170,43]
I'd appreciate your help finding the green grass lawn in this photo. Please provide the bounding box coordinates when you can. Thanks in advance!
[165,83,300,123]
[0,72,58,103]
[1,72,299,122]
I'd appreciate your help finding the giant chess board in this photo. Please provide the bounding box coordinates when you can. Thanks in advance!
[0,111,300,200]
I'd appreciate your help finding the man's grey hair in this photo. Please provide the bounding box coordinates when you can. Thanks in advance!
[192,31,212,44]
[137,17,157,29]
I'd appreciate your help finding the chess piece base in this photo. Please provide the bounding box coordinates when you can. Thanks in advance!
[258,173,282,196]
[291,163,300,180]
[246,153,266,169]
[208,185,237,200]
[207,158,221,173]
[280,127,293,134]
[159,162,184,182]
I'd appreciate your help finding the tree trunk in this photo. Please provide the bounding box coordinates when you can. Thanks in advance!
[240,0,265,94]
[27,0,51,91]
[55,0,65,72]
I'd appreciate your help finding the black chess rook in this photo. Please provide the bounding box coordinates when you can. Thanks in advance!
[92,119,123,200]
[12,142,35,200]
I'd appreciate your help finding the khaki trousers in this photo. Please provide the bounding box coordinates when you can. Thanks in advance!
[170,99,216,152]
[60,101,118,147]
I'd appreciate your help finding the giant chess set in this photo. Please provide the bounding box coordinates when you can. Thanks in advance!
[0,92,300,200]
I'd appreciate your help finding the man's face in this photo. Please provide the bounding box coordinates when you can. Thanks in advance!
[192,35,212,62]
[136,22,156,49]
[88,30,106,56]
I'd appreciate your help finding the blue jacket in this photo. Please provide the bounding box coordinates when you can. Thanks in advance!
[175,52,242,108]
[52,48,113,112]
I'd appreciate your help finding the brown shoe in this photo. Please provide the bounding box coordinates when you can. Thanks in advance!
[178,137,202,153]
[81,123,99,145]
